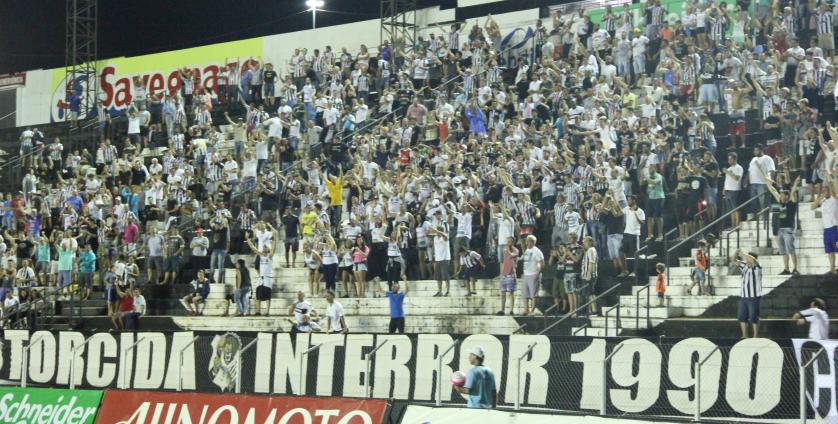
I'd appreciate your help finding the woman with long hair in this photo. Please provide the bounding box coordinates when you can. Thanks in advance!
[383,224,404,290]
[352,237,370,297]
[338,239,355,297]
[320,235,339,294]
[303,242,322,295]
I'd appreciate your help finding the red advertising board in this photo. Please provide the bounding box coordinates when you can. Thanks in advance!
[95,390,389,424]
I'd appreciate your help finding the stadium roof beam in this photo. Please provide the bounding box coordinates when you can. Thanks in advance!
[380,0,417,55]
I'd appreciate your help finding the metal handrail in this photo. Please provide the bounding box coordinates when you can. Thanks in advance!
[120,336,147,389]
[538,283,622,335]
[235,338,259,393]
[176,335,200,392]
[721,224,742,260]
[513,323,528,334]
[633,243,651,286]
[436,339,460,406]
[365,339,389,398]
[800,347,826,424]
[514,343,538,410]
[70,335,96,390]
[572,322,589,336]
[635,285,651,331]
[603,304,620,337]
[20,335,44,388]
[695,345,720,421]
[665,192,763,288]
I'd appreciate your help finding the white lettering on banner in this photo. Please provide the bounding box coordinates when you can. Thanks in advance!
[342,334,374,398]
[504,335,550,406]
[725,338,783,416]
[134,332,167,389]
[413,334,455,401]
[6,330,32,380]
[609,339,661,413]
[666,338,722,414]
[273,333,311,394]
[87,332,118,387]
[570,338,606,410]
[29,331,57,384]
[792,339,838,423]
[57,331,85,385]
[311,334,345,396]
[372,335,412,399]
[255,332,275,394]
[458,335,504,400]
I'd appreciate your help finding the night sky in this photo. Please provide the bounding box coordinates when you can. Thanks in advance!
[0,0,397,74]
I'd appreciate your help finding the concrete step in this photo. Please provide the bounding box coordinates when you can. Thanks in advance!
[171,314,521,334]
[570,326,622,337]
[193,296,516,316]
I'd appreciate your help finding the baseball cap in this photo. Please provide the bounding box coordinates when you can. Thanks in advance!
[470,346,485,359]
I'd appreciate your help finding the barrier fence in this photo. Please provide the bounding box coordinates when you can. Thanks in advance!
[1,330,836,423]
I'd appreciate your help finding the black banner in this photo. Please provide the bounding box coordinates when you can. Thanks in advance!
[0,330,835,421]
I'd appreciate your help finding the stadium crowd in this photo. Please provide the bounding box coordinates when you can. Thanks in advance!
[3,0,838,332]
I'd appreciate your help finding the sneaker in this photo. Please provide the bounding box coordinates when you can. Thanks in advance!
[433,292,442,297]
[470,291,477,295]
[444,292,450,297]
[655,236,664,242]
[792,269,800,276]
[779,269,791,275]
[495,310,505,316]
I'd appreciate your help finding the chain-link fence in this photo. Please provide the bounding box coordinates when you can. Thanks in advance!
[3,330,835,422]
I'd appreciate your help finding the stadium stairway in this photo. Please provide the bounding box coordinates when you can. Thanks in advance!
[557,202,835,338]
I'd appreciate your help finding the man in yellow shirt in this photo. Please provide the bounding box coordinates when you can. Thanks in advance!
[300,204,318,242]
[324,165,344,234]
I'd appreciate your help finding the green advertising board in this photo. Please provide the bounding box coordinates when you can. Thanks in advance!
[0,387,102,424]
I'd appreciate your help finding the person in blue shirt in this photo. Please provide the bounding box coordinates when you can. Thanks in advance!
[77,244,97,301]
[380,281,409,333]
[454,346,497,409]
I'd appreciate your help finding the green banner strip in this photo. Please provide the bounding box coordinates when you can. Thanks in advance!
[0,387,103,424]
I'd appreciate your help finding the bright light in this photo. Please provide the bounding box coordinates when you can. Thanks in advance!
[306,0,324,10]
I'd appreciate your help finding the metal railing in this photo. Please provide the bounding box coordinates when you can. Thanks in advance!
[539,283,623,335]
[665,192,763,288]
[635,285,651,331]
[603,304,620,337]
[572,323,589,336]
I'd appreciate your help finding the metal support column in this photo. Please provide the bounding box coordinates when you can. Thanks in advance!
[380,0,417,54]
[64,0,99,142]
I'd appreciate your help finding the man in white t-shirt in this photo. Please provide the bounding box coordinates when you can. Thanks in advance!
[430,210,452,297]
[747,144,775,216]
[496,207,516,264]
[723,152,744,228]
[619,195,646,277]
[324,291,347,334]
[814,184,838,274]
[521,235,544,316]
[793,298,829,340]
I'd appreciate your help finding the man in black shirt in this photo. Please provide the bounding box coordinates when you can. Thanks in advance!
[767,178,800,275]
[601,195,626,276]
[281,208,301,268]
[263,63,278,107]
[209,218,230,284]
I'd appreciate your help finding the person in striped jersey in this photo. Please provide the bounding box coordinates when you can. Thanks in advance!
[733,249,762,338]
